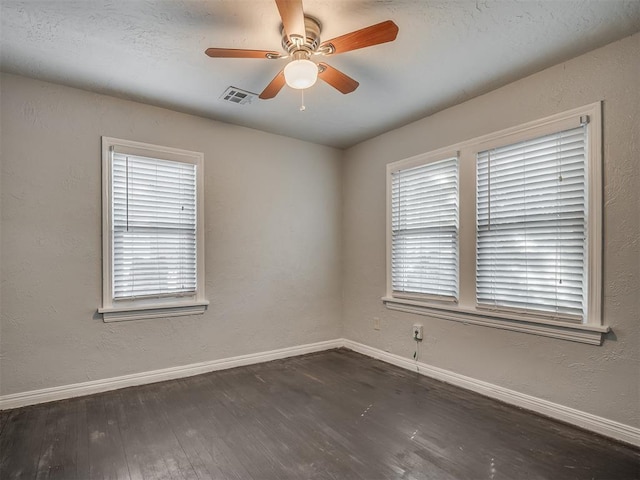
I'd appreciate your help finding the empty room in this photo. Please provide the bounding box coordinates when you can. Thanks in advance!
[1,0,639,478]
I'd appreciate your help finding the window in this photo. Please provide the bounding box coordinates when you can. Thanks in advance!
[384,103,607,344]
[391,157,459,301]
[476,126,586,320]
[99,137,207,322]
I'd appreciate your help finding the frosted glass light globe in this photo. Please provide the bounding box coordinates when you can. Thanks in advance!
[284,59,318,89]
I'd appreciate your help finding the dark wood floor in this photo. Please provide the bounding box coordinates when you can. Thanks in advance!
[1,349,638,480]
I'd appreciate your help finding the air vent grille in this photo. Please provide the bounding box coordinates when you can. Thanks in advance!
[220,87,257,105]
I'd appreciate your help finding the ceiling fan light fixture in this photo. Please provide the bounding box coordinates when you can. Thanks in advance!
[284,58,318,89]
[205,1,400,100]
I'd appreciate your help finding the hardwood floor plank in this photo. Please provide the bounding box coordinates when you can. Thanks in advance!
[240,361,388,479]
[247,354,414,475]
[113,386,188,480]
[108,390,149,480]
[148,378,233,480]
[0,404,50,479]
[35,399,79,480]
[170,374,258,480]
[1,349,638,480]
[216,365,369,480]
[85,393,131,479]
[0,409,11,437]
[293,352,478,478]
[0,409,18,478]
[192,371,287,480]
[143,384,202,479]
[298,358,454,479]
[74,398,91,480]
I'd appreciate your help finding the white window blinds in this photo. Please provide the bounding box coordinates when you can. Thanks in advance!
[391,157,459,299]
[112,152,197,299]
[476,125,587,319]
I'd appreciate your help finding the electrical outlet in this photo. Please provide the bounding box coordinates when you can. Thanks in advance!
[373,317,381,330]
[413,324,423,340]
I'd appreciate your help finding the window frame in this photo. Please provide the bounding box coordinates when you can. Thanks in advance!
[99,137,208,322]
[383,103,608,345]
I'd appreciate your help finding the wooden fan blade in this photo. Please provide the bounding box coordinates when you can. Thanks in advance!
[205,48,282,59]
[259,70,286,99]
[319,20,399,55]
[317,63,359,94]
[275,0,306,42]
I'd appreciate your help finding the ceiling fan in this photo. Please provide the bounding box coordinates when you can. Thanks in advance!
[205,0,399,100]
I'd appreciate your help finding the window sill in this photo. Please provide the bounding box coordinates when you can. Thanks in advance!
[381,296,609,345]
[98,301,209,323]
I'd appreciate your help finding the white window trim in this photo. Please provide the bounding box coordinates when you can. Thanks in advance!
[384,103,607,345]
[99,137,208,322]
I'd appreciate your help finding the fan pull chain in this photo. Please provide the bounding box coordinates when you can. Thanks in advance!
[300,89,306,111]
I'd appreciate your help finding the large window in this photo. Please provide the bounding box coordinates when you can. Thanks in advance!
[476,126,587,320]
[384,104,606,344]
[100,137,207,322]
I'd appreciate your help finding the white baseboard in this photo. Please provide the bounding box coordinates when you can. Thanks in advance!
[0,338,342,410]
[2,337,638,448]
[341,339,640,447]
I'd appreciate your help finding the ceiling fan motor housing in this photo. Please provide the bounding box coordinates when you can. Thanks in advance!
[281,15,322,55]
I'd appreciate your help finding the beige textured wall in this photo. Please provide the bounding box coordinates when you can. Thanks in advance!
[0,74,343,395]
[342,33,640,427]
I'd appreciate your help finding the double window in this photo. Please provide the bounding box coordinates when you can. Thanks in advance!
[100,137,207,322]
[385,104,606,344]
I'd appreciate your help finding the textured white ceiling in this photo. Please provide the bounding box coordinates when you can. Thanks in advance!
[1,1,639,148]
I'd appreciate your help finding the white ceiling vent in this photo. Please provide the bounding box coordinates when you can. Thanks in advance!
[220,87,257,105]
